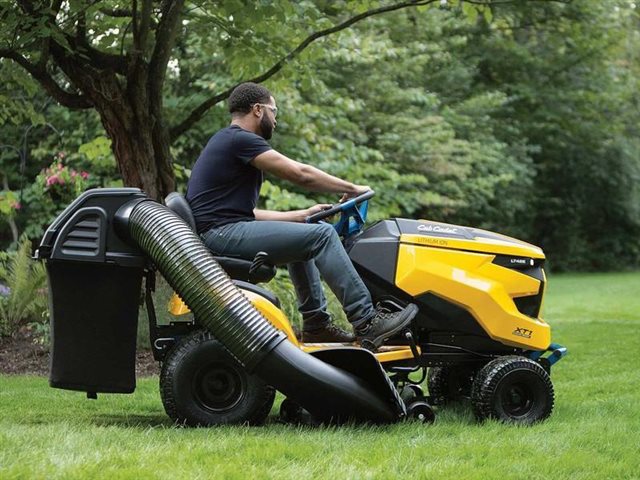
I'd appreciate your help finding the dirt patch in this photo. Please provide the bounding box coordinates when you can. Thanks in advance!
[0,330,159,377]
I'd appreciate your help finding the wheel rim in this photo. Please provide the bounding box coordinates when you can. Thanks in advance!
[192,362,245,413]
[496,370,543,419]
[501,382,533,416]
[408,402,436,424]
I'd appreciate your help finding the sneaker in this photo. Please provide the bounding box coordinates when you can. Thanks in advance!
[356,303,419,350]
[302,324,355,343]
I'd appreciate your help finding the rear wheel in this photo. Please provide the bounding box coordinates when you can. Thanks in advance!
[471,355,554,424]
[427,366,476,405]
[160,330,275,426]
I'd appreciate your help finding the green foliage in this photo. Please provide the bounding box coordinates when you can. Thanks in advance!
[0,237,48,336]
[464,0,640,269]
[262,269,301,330]
[20,156,91,239]
[0,62,45,126]
[255,268,351,333]
[254,7,538,236]
[0,189,20,217]
[77,136,116,177]
[27,310,50,346]
[1,0,639,272]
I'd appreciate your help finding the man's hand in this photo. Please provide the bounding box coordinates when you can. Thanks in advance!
[302,203,333,222]
[340,184,371,203]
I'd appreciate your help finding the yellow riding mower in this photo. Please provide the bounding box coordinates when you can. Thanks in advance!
[37,188,566,426]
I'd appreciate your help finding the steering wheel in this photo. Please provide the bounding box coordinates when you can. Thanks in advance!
[305,190,375,237]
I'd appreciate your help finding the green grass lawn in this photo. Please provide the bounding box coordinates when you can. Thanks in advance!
[1,272,639,479]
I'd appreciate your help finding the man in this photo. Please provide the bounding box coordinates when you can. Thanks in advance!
[186,82,415,347]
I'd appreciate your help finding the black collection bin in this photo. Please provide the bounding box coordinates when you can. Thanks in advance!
[37,188,148,394]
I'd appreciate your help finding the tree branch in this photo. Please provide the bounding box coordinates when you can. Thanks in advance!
[0,49,92,109]
[36,0,63,68]
[169,0,437,140]
[15,0,36,15]
[127,0,152,121]
[99,7,134,18]
[464,0,570,4]
[149,0,185,106]
[15,0,129,76]
[138,0,153,54]
[57,3,128,75]
[76,10,87,40]
[132,0,139,49]
[73,37,130,74]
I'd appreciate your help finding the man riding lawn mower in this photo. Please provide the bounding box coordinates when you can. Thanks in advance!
[37,82,566,426]
[37,188,566,426]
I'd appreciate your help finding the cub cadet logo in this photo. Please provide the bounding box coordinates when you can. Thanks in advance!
[417,224,458,234]
[513,327,533,339]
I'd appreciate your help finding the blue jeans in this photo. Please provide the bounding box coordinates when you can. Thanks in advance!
[202,221,375,331]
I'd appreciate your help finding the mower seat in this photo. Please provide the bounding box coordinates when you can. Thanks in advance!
[165,192,276,284]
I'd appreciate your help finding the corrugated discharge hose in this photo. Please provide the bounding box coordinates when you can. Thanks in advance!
[124,199,401,423]
[128,199,285,370]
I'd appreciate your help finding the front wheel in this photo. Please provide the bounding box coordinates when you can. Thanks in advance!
[471,355,554,424]
[160,330,275,426]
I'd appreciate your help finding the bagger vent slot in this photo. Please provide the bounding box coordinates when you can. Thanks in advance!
[51,207,107,262]
[61,218,101,254]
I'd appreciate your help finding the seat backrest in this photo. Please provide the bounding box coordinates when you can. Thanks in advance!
[165,192,197,232]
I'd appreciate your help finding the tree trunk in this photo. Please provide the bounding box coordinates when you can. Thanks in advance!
[99,102,175,201]
[52,50,176,201]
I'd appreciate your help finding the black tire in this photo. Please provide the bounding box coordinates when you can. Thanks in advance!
[399,384,424,403]
[406,400,436,424]
[160,330,275,427]
[427,366,475,405]
[471,355,554,424]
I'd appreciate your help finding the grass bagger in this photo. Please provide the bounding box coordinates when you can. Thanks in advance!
[36,188,566,426]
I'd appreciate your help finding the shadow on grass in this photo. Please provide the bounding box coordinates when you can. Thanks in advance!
[260,399,476,430]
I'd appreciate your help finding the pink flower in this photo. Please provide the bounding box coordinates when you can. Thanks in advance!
[80,171,89,180]
[11,202,21,210]
[46,175,59,186]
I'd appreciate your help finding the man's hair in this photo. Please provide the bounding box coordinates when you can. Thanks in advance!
[228,82,272,116]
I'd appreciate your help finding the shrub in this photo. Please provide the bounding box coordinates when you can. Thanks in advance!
[0,238,48,337]
[21,156,90,240]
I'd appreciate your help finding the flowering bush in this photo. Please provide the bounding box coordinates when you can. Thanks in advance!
[20,154,92,239]
[40,158,89,201]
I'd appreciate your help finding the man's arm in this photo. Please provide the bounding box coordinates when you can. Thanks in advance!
[251,150,369,197]
[254,203,332,223]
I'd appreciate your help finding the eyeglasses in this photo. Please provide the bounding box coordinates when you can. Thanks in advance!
[253,103,278,118]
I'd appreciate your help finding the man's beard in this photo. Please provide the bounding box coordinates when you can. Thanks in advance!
[259,115,274,140]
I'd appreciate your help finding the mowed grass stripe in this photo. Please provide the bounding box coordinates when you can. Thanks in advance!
[1,272,639,479]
